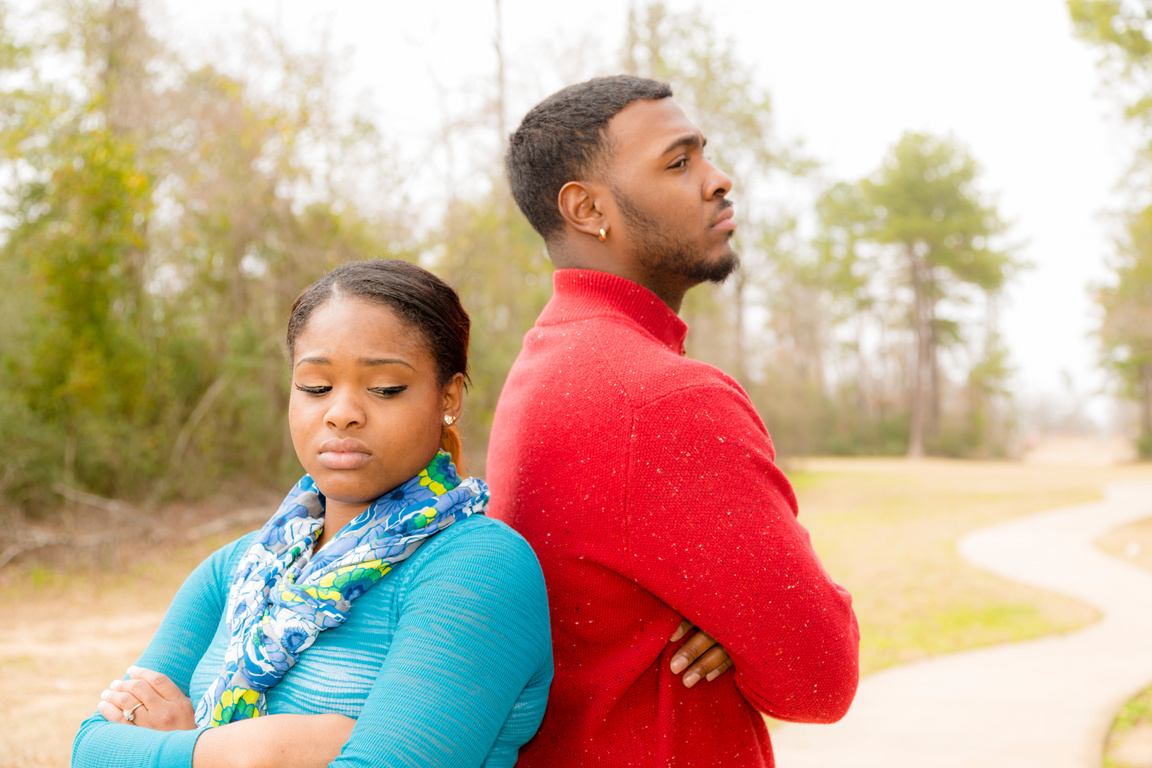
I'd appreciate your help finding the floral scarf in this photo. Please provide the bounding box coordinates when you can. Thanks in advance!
[194,451,488,727]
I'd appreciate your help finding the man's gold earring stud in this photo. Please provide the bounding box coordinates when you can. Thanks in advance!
[599,228,607,242]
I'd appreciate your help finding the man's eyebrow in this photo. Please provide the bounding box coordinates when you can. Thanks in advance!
[661,133,705,155]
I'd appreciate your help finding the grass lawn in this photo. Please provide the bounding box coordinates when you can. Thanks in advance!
[1098,515,1152,573]
[786,458,1152,674]
[1104,684,1152,768]
[5,457,1152,767]
[1097,514,1152,767]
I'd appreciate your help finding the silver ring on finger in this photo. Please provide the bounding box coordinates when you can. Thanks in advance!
[123,702,144,723]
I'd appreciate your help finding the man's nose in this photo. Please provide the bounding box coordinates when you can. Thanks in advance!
[704,160,733,200]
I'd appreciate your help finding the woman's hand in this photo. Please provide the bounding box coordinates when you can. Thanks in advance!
[669,619,734,688]
[97,665,197,731]
[193,713,356,768]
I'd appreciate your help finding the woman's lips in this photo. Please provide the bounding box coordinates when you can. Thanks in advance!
[319,451,371,470]
[318,438,372,469]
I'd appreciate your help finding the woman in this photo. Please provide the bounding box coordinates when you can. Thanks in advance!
[72,259,553,768]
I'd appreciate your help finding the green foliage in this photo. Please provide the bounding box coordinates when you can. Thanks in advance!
[13,125,152,419]
[0,0,407,515]
[614,3,1018,460]
[1097,206,1152,454]
[1069,0,1152,454]
[1068,0,1152,124]
[621,2,803,180]
[819,132,1020,457]
[431,186,553,469]
[621,2,812,394]
[862,133,1013,291]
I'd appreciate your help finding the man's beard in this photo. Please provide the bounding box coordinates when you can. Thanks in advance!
[613,188,739,285]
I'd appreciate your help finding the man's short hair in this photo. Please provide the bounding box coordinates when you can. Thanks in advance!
[506,74,672,240]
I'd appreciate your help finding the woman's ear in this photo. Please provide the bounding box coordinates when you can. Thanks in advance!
[557,180,607,238]
[441,373,465,423]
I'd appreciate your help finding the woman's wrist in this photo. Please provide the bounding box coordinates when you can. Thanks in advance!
[192,714,355,768]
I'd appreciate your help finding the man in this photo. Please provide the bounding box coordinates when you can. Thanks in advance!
[487,75,859,768]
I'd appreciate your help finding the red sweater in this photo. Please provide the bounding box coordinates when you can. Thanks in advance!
[487,270,859,768]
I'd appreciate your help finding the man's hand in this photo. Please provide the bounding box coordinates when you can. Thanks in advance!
[97,666,197,731]
[669,619,734,688]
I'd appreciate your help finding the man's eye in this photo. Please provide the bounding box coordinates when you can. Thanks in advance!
[670,157,688,169]
[371,386,407,398]
[295,384,330,395]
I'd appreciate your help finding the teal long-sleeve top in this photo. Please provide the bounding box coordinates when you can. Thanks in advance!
[72,514,553,768]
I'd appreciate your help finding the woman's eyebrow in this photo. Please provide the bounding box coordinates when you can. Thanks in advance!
[359,357,415,370]
[293,356,413,369]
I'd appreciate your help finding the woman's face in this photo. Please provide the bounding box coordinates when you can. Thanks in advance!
[288,296,463,516]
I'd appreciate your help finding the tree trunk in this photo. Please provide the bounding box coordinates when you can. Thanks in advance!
[908,249,929,458]
[1141,361,1152,456]
[493,0,507,146]
[928,300,940,440]
[732,268,749,386]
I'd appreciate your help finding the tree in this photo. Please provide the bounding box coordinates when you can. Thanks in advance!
[1068,0,1152,456]
[620,1,808,386]
[1098,205,1152,456]
[416,1,557,472]
[0,0,410,514]
[431,188,553,470]
[1068,0,1152,129]
[822,133,1019,457]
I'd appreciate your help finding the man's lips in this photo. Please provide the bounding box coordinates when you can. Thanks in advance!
[318,438,372,470]
[712,205,737,231]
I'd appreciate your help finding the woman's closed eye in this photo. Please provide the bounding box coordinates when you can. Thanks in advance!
[370,385,407,398]
[294,384,408,398]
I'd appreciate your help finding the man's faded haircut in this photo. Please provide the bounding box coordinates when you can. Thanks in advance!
[505,75,672,240]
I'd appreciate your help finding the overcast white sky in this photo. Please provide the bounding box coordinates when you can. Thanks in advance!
[160,0,1132,428]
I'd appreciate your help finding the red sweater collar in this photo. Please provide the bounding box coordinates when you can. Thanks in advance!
[539,269,688,355]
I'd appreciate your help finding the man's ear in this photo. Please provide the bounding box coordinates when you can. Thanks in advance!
[557,180,606,238]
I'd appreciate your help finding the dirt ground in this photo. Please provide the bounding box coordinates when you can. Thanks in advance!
[0,513,260,768]
[7,452,1152,768]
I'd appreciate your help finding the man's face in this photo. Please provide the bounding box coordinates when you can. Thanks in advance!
[601,98,738,290]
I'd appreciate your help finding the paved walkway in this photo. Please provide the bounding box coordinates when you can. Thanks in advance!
[771,481,1152,768]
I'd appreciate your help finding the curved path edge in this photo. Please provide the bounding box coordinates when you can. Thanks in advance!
[770,480,1152,768]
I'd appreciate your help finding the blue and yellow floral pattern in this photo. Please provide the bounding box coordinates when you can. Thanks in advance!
[194,452,487,727]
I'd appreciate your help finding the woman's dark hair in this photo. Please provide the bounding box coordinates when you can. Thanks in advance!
[505,74,672,241]
[287,259,471,470]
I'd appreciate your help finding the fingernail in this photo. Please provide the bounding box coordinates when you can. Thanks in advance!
[683,672,700,688]
[670,656,687,674]
[100,690,111,700]
[706,670,719,682]
[110,680,120,690]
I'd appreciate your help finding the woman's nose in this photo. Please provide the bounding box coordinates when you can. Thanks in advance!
[324,388,365,429]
